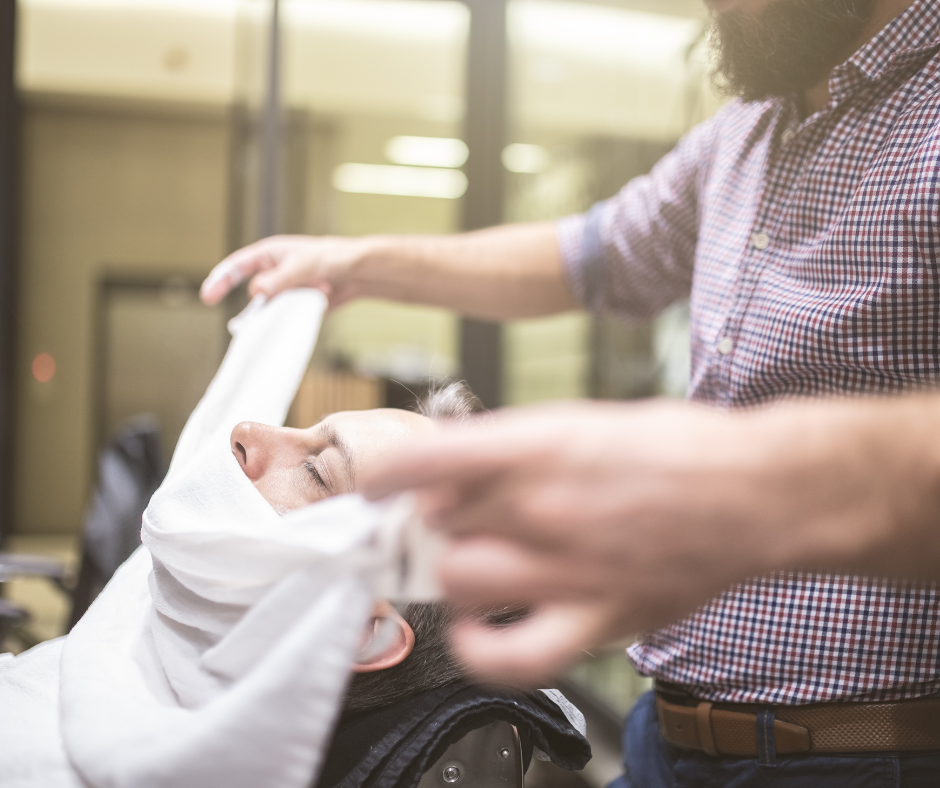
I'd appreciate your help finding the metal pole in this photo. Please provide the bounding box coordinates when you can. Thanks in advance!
[0,0,17,542]
[459,0,507,409]
[258,0,282,239]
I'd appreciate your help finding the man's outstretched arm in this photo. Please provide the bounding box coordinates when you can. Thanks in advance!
[200,115,715,321]
[199,222,578,321]
[362,394,940,685]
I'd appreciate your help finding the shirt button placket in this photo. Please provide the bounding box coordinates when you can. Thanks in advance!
[718,228,770,402]
[752,231,771,251]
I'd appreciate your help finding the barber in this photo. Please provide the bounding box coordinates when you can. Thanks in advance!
[204,0,940,784]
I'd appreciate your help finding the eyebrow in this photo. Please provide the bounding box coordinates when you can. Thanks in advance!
[321,421,355,488]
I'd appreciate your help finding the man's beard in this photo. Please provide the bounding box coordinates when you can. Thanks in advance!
[709,0,879,102]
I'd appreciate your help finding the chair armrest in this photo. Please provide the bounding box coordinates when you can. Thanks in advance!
[0,597,29,625]
[0,552,68,582]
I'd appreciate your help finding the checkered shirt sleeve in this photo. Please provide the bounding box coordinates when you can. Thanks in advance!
[557,113,723,320]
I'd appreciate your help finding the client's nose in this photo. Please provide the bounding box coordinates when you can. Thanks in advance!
[230,421,282,480]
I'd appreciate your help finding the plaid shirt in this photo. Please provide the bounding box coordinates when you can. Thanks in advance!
[557,0,940,704]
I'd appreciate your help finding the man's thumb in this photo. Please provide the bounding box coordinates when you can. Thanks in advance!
[449,603,610,686]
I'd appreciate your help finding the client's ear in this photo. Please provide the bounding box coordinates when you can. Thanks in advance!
[352,601,415,673]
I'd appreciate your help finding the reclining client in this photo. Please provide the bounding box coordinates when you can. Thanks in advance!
[233,382,479,715]
[226,380,591,788]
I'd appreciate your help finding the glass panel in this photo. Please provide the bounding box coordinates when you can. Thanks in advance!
[503,0,725,713]
[14,0,251,536]
[280,0,469,392]
[13,0,468,533]
[101,279,228,457]
[504,0,723,406]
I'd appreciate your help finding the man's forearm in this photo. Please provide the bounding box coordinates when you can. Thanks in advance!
[348,222,579,320]
[746,395,940,584]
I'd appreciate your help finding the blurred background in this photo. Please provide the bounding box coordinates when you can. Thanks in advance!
[0,0,724,783]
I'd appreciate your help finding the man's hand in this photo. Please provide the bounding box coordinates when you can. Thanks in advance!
[363,398,940,685]
[199,224,577,319]
[200,235,370,307]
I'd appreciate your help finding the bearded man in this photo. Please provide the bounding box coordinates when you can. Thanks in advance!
[202,1,940,784]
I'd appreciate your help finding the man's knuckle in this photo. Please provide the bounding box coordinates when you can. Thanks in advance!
[504,495,543,526]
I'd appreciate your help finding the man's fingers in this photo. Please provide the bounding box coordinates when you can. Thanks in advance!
[200,258,244,305]
[449,603,611,686]
[362,423,543,501]
[200,242,281,305]
[438,537,565,607]
[364,403,594,502]
[423,477,574,547]
[248,253,328,300]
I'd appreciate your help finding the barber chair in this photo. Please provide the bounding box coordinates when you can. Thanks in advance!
[418,722,523,788]
[0,417,165,648]
[319,678,591,788]
[0,549,70,649]
[67,416,165,629]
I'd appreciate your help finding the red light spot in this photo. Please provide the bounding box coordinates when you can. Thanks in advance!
[32,353,56,383]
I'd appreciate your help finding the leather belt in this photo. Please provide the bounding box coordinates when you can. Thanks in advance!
[656,685,940,756]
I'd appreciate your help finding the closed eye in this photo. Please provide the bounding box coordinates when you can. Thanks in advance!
[305,461,329,491]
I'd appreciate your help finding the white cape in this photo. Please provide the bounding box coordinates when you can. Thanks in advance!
[0,290,437,788]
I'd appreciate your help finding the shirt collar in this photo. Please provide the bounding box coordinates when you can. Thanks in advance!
[828,0,940,101]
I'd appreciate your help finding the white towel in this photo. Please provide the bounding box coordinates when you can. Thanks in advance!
[50,289,437,788]
[0,638,81,788]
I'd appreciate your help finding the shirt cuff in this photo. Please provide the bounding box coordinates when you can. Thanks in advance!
[555,200,610,312]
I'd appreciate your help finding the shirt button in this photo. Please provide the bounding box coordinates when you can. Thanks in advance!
[717,337,734,355]
[752,232,771,251]
[782,128,796,145]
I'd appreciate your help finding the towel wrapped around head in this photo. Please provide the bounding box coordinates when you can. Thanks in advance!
[59,290,434,788]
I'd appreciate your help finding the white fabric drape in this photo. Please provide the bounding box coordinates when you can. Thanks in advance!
[51,290,435,788]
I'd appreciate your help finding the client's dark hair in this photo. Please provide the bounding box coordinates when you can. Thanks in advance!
[343,380,485,715]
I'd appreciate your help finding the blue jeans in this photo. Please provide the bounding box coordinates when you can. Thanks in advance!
[607,691,940,788]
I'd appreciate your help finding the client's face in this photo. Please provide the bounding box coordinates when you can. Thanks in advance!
[231,409,435,676]
[230,409,437,513]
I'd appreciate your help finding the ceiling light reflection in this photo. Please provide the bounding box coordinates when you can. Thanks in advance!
[333,163,468,199]
[502,143,548,174]
[385,136,468,168]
